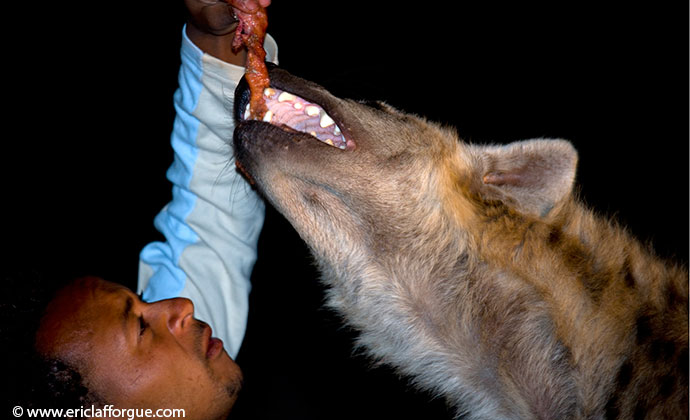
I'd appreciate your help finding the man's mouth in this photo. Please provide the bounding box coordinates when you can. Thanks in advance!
[202,323,224,359]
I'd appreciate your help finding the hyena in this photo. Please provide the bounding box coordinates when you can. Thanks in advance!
[233,66,688,420]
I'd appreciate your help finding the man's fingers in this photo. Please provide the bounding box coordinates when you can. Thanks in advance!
[203,3,239,34]
[184,0,270,37]
[226,0,270,13]
[186,1,239,35]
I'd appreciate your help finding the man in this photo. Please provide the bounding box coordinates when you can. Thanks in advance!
[6,1,273,418]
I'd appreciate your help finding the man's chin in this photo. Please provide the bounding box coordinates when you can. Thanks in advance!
[214,350,243,399]
[200,353,242,420]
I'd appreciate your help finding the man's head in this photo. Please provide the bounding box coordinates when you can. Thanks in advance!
[11,275,241,420]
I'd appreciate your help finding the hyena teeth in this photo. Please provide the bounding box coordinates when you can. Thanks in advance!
[305,105,320,117]
[320,113,335,128]
[243,103,250,120]
[262,110,273,123]
[263,88,276,98]
[252,87,348,151]
[278,91,296,102]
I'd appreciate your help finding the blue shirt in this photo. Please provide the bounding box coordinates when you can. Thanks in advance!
[138,26,278,359]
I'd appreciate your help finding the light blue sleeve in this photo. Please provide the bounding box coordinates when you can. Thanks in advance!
[138,26,278,359]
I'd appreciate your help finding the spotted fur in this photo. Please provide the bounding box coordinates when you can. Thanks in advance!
[234,67,688,419]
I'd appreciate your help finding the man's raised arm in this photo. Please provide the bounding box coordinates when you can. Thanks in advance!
[138,0,276,359]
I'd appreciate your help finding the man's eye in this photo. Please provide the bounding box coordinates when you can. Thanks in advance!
[138,316,148,336]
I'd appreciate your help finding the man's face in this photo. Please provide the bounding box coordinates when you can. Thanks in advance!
[35,276,241,420]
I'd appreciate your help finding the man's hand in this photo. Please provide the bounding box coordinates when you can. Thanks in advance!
[228,0,271,13]
[184,0,271,65]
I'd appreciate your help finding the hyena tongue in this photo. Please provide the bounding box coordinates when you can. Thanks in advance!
[242,88,350,150]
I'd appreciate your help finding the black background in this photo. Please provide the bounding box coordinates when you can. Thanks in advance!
[4,2,688,419]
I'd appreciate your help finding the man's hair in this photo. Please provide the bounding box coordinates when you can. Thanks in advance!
[2,270,103,413]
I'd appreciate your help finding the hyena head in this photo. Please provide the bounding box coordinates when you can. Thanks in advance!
[234,66,577,282]
[234,67,687,418]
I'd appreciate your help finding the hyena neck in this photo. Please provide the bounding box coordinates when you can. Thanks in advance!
[471,194,688,413]
[474,197,685,308]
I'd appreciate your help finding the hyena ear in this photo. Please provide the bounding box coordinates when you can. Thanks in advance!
[477,139,578,218]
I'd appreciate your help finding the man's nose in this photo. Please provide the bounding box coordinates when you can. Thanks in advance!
[157,297,195,334]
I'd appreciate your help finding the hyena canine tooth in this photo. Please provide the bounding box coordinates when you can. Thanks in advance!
[233,67,688,420]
